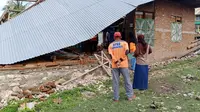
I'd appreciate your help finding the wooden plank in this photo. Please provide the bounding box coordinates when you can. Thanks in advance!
[94,54,111,77]
[62,61,109,85]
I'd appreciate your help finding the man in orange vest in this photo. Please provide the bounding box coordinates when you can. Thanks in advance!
[108,32,135,102]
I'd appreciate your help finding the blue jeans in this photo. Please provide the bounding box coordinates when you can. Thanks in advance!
[112,68,133,100]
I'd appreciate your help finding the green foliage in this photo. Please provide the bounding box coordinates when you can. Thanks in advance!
[19,108,35,112]
[2,0,30,18]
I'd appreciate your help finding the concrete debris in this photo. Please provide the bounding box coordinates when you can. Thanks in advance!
[176,106,182,110]
[150,101,164,109]
[9,82,20,87]
[0,64,108,108]
[55,78,66,85]
[183,92,195,98]
[8,96,19,101]
[196,96,200,101]
[0,90,13,107]
[181,74,199,82]
[42,77,48,81]
[12,86,22,93]
[150,54,198,68]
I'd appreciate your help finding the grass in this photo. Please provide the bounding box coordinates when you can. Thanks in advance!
[1,56,200,112]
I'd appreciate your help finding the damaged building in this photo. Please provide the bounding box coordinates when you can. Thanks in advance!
[0,0,199,67]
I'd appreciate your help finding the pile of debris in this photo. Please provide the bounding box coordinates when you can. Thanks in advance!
[0,66,109,109]
[150,54,198,68]
[10,81,56,102]
[181,74,200,82]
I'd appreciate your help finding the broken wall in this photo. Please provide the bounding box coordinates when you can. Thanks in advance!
[148,0,195,63]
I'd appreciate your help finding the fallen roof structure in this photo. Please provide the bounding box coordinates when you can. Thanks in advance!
[0,0,153,64]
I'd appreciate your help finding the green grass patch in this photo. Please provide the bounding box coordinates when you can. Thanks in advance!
[2,56,200,112]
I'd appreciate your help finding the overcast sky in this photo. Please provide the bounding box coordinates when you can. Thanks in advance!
[0,0,8,15]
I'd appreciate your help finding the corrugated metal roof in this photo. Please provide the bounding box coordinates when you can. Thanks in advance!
[0,0,152,64]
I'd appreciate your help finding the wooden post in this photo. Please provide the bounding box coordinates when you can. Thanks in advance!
[62,51,111,85]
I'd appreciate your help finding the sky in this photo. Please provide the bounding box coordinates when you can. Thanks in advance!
[0,0,8,16]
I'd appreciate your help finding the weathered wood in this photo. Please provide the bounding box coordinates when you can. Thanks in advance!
[187,41,200,49]
[191,39,200,44]
[62,51,111,85]
[94,54,111,77]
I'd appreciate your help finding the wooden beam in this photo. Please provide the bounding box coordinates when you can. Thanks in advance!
[62,61,109,85]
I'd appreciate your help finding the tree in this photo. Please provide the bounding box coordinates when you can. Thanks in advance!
[2,0,31,18]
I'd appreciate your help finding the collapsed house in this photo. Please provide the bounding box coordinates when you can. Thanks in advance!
[0,0,199,65]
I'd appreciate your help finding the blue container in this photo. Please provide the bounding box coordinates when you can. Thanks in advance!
[128,53,136,71]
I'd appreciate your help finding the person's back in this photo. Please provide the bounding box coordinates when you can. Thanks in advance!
[133,34,152,90]
[135,42,152,65]
[108,40,129,68]
[108,32,135,102]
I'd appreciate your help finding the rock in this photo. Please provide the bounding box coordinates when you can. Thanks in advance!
[47,82,56,88]
[42,77,48,81]
[150,104,157,109]
[55,78,66,85]
[0,103,4,109]
[14,78,22,81]
[187,74,192,78]
[8,96,19,101]
[29,87,40,92]
[23,75,29,79]
[31,91,40,95]
[11,92,19,96]
[176,106,182,110]
[0,90,13,101]
[84,69,90,72]
[135,97,141,100]
[150,101,164,109]
[81,91,96,98]
[39,98,46,101]
[36,94,46,99]
[181,76,186,79]
[162,107,167,110]
[40,85,51,92]
[56,85,65,91]
[7,75,15,79]
[46,89,55,94]
[19,84,28,89]
[138,109,146,112]
[0,76,6,80]
[12,86,22,93]
[196,96,200,100]
[65,66,70,69]
[17,94,24,99]
[9,83,20,87]
[28,95,33,99]
[188,92,194,97]
[23,90,32,96]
